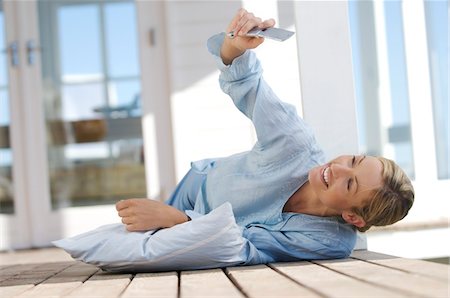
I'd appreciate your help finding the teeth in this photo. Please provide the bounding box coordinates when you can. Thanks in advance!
[323,167,330,185]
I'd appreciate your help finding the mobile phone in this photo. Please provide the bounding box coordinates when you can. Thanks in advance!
[245,27,295,41]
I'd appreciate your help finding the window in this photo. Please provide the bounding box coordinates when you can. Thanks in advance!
[38,0,145,208]
[348,0,448,180]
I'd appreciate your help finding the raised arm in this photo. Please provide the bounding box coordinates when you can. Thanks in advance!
[208,9,319,156]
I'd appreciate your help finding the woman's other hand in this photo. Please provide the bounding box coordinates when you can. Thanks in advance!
[221,8,275,65]
[116,198,189,232]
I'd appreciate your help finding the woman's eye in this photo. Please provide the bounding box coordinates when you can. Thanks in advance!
[352,155,356,166]
[347,178,353,191]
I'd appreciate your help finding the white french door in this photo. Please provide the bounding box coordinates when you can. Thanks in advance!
[0,0,170,250]
[0,0,31,249]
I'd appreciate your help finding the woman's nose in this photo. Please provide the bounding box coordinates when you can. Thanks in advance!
[330,163,352,178]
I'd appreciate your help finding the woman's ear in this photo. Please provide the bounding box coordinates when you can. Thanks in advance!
[342,211,366,228]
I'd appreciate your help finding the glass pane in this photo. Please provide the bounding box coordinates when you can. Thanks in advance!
[39,0,146,209]
[0,1,14,214]
[58,4,102,79]
[0,8,7,86]
[348,1,415,179]
[105,2,139,78]
[0,89,9,126]
[424,1,449,179]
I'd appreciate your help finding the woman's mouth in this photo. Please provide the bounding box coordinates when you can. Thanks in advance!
[321,166,330,188]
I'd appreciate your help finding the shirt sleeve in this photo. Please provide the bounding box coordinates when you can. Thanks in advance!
[207,33,316,151]
[241,224,355,264]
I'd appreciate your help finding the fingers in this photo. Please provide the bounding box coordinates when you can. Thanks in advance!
[227,7,247,32]
[121,216,142,232]
[120,212,140,232]
[115,198,159,232]
[236,13,262,36]
[121,216,133,225]
[118,208,132,218]
[116,199,135,225]
[229,8,266,36]
[116,198,143,211]
[115,199,130,211]
[259,18,276,29]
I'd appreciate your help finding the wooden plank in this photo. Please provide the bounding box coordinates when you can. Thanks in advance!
[0,264,41,282]
[271,261,408,298]
[0,247,73,265]
[39,262,98,284]
[351,250,449,281]
[315,258,448,298]
[15,262,98,297]
[0,261,75,297]
[15,281,81,297]
[0,262,75,297]
[65,270,131,298]
[0,284,34,298]
[0,248,73,266]
[121,272,178,298]
[180,269,244,298]
[227,264,320,298]
[0,261,75,287]
[0,265,14,271]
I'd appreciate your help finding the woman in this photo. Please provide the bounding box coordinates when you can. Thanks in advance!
[116,9,414,262]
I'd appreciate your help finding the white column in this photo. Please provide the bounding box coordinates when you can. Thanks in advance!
[402,0,438,182]
[294,1,358,160]
[136,1,176,200]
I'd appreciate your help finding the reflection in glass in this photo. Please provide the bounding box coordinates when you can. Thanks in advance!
[102,80,141,118]
[39,0,145,209]
[0,1,14,214]
[424,1,449,180]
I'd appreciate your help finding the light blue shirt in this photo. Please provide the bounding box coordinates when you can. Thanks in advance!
[190,33,356,264]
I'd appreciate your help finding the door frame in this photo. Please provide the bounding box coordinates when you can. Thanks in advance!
[0,0,31,250]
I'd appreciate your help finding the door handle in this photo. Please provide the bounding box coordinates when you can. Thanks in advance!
[6,41,19,67]
[26,40,40,65]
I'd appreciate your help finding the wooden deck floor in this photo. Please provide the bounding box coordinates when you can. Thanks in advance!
[0,248,448,297]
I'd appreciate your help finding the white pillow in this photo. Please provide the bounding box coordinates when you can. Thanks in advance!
[53,202,247,272]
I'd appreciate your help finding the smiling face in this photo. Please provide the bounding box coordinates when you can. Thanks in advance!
[308,155,383,214]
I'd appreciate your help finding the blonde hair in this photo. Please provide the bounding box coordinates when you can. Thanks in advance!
[352,157,414,232]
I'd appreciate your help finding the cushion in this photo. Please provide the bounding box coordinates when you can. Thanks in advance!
[53,202,247,272]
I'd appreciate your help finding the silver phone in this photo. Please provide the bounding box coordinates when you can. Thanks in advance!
[245,27,295,41]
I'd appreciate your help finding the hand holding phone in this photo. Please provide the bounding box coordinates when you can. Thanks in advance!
[227,27,295,42]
